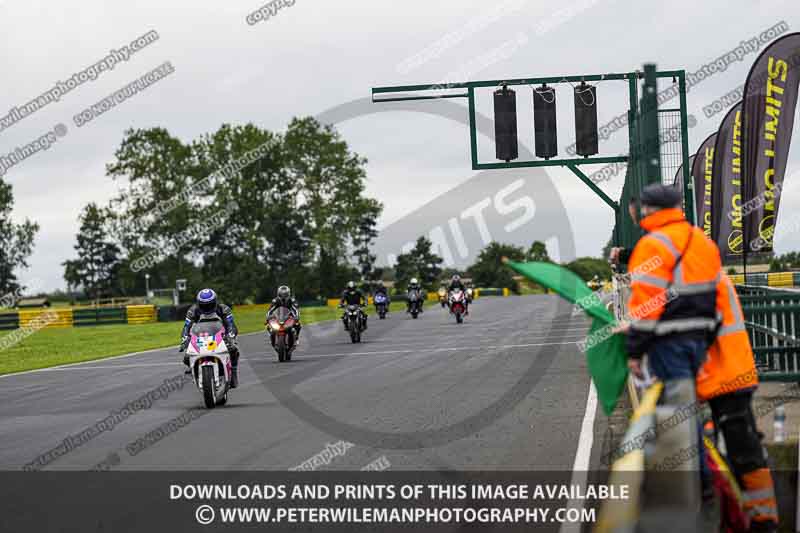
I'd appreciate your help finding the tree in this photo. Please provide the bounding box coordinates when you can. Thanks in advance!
[563,257,612,282]
[440,267,463,283]
[62,203,121,299]
[601,235,614,260]
[469,242,525,292]
[527,240,551,262]
[192,124,289,302]
[94,118,382,302]
[106,127,196,258]
[351,198,381,281]
[284,117,382,296]
[0,177,38,295]
[769,252,800,272]
[394,237,443,292]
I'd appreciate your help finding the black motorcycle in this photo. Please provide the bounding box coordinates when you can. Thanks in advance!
[343,304,366,343]
[407,289,423,319]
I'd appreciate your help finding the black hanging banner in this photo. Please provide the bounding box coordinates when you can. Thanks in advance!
[741,33,800,254]
[673,154,695,191]
[691,133,717,239]
[711,101,744,263]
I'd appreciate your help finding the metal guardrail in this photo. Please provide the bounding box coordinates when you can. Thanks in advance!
[737,284,800,381]
[73,307,127,327]
[0,313,20,331]
[730,271,800,287]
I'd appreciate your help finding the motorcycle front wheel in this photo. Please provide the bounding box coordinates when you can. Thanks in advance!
[201,366,216,409]
[277,336,287,362]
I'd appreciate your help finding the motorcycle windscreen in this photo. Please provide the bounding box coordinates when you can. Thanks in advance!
[273,306,292,322]
[191,320,224,336]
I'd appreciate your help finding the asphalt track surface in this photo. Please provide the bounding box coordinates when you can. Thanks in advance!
[0,295,610,472]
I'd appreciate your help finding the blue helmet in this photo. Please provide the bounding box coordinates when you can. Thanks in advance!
[197,288,217,313]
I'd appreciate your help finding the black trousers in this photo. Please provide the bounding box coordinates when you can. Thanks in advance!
[708,389,765,478]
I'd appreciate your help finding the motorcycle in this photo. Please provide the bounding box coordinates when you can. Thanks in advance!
[374,292,388,319]
[438,287,447,308]
[407,289,423,319]
[449,289,467,324]
[466,287,474,303]
[266,306,297,362]
[184,314,233,408]
[343,304,366,343]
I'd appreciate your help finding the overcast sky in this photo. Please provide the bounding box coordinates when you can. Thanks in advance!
[2,0,800,291]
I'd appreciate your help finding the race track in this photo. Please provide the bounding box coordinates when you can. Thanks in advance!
[0,295,612,473]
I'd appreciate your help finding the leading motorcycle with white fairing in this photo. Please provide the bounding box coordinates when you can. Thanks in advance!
[184,314,233,408]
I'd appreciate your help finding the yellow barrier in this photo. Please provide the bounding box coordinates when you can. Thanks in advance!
[126,305,156,324]
[768,271,793,287]
[729,273,745,284]
[18,309,73,329]
[502,288,510,297]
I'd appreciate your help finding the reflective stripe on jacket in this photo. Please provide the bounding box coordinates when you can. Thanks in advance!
[626,208,722,358]
[696,273,758,401]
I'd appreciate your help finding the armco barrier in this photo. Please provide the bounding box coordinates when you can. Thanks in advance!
[126,305,157,325]
[727,271,799,287]
[737,284,800,381]
[768,271,794,288]
[18,309,73,329]
[475,288,503,296]
[0,312,20,331]
[73,307,127,327]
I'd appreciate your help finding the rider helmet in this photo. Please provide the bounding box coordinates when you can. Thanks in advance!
[410,278,418,286]
[452,274,461,283]
[277,285,291,301]
[347,281,355,289]
[197,288,217,313]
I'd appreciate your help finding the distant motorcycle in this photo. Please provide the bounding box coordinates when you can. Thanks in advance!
[449,289,467,324]
[438,287,447,308]
[407,289,423,319]
[266,306,298,362]
[466,287,474,303]
[374,293,388,319]
[343,304,366,343]
[183,314,233,408]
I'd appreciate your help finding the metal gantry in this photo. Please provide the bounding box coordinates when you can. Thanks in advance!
[372,65,694,250]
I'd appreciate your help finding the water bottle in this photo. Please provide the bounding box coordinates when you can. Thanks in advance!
[774,405,786,443]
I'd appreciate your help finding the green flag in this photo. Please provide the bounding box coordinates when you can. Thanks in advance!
[505,260,628,415]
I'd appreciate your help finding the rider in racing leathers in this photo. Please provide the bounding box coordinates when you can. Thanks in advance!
[448,274,469,315]
[406,277,424,314]
[180,288,241,387]
[340,281,367,330]
[267,285,302,344]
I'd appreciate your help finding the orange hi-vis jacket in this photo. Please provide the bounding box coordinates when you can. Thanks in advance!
[696,273,758,402]
[626,208,722,358]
